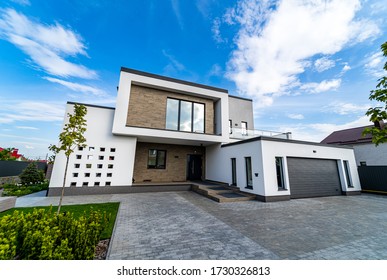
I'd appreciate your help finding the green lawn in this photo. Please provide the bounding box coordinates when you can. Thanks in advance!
[0,202,120,239]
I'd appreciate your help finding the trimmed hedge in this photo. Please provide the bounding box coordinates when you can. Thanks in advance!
[0,207,109,260]
[1,182,48,197]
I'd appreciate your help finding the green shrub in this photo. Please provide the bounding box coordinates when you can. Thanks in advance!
[1,182,48,197]
[0,207,108,260]
[19,162,45,185]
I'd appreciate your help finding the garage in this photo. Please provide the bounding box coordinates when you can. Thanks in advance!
[287,157,342,199]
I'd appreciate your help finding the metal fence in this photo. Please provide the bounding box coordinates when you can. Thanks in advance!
[0,160,47,177]
[357,166,387,193]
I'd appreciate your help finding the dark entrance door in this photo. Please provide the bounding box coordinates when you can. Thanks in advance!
[187,155,202,180]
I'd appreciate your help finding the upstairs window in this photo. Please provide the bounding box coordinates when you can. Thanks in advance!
[148,149,166,169]
[241,121,248,136]
[166,98,204,133]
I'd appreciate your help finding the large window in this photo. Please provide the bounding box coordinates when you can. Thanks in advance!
[148,149,166,169]
[166,98,205,133]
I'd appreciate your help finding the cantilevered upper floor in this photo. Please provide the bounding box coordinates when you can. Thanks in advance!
[112,67,230,146]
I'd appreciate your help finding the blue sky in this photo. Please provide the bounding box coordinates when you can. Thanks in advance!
[0,0,386,159]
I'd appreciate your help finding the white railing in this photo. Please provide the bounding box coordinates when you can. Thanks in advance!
[230,128,291,140]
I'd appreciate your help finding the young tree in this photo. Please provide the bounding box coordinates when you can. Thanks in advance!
[49,104,87,214]
[364,41,387,145]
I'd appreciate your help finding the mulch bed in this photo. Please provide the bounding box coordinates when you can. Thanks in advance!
[94,239,110,260]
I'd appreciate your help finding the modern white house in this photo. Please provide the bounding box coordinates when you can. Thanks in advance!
[48,67,361,201]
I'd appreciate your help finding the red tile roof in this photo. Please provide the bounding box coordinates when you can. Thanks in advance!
[320,125,373,145]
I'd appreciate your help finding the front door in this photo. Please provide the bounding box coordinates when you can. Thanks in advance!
[187,155,202,180]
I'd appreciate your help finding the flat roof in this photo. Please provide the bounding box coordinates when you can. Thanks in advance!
[228,95,253,102]
[67,101,115,110]
[121,67,228,94]
[222,136,353,149]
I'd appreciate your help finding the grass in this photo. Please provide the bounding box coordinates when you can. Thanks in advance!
[0,202,120,239]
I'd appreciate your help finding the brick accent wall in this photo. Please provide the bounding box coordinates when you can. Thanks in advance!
[133,142,204,183]
[126,84,215,134]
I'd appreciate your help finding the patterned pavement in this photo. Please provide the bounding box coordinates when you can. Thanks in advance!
[15,191,387,260]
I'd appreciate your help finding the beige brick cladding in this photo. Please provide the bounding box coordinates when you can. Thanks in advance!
[126,84,215,134]
[133,142,204,183]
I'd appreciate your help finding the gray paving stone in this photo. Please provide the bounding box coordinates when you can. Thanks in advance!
[14,190,387,260]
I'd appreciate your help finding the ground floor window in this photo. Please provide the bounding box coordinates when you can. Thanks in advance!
[148,149,166,169]
[275,157,286,189]
[231,158,237,186]
[245,157,252,188]
[343,160,353,187]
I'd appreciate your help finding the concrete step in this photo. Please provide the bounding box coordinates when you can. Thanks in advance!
[0,196,16,212]
[192,183,256,203]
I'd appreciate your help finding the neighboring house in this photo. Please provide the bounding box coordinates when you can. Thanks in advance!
[49,67,361,201]
[321,125,387,194]
[0,147,24,161]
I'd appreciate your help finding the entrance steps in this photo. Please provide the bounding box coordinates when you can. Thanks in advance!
[191,182,256,203]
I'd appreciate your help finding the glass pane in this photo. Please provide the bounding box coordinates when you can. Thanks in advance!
[193,103,204,133]
[179,101,192,132]
[166,99,179,130]
[241,122,247,136]
[157,150,166,168]
[245,157,252,187]
[148,149,157,168]
[275,157,285,189]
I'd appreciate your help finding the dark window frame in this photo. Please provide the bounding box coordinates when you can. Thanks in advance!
[166,97,205,133]
[147,149,167,169]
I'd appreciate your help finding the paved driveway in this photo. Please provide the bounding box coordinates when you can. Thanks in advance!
[16,191,387,259]
[107,192,387,260]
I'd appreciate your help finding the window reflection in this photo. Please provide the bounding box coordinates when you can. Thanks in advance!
[193,103,204,133]
[179,101,192,132]
[166,99,179,130]
[165,98,205,133]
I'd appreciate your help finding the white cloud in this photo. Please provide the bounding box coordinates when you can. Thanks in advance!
[16,126,38,130]
[300,79,341,93]
[287,113,304,120]
[171,0,184,30]
[24,145,35,149]
[0,9,97,79]
[325,102,370,115]
[314,57,335,72]
[0,101,65,124]
[11,0,30,6]
[279,115,371,142]
[162,49,186,75]
[365,51,386,78]
[44,77,106,96]
[212,17,226,43]
[208,64,222,77]
[342,63,351,72]
[225,0,380,107]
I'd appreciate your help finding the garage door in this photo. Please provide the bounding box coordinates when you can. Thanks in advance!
[287,158,342,199]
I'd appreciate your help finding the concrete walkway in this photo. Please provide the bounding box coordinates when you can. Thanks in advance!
[10,191,387,259]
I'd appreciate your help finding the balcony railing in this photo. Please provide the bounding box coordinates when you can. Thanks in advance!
[229,127,291,140]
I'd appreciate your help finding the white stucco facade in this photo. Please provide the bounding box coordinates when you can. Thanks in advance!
[112,69,229,146]
[49,104,137,190]
[206,138,361,200]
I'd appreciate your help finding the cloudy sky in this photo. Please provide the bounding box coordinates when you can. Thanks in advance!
[0,0,386,159]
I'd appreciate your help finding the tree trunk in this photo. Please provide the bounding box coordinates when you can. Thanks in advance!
[57,156,69,214]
